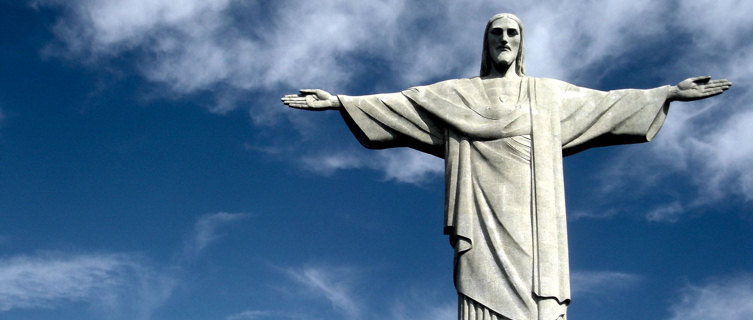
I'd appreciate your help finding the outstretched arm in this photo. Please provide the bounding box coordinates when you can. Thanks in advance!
[667,76,732,102]
[281,89,341,110]
[558,75,732,156]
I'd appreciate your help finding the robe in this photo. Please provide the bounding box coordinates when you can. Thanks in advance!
[338,77,670,320]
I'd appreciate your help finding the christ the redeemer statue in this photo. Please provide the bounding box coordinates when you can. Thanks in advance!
[282,13,731,320]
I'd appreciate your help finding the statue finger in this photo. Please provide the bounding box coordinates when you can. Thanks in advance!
[287,101,311,108]
[700,88,724,96]
[690,75,711,83]
[708,79,732,87]
[281,97,306,103]
[706,89,724,97]
[705,82,732,90]
[717,79,732,88]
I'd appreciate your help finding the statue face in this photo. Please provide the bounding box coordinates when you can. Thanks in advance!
[487,18,520,69]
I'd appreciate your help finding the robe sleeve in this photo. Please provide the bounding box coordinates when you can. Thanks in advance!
[338,92,446,158]
[558,83,671,156]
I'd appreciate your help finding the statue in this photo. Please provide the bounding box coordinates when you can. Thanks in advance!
[281,13,731,320]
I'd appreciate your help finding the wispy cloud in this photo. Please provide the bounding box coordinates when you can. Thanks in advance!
[666,274,753,320]
[34,0,753,207]
[568,209,620,221]
[265,264,454,320]
[0,212,250,318]
[226,310,275,320]
[0,252,175,319]
[225,310,312,320]
[33,0,407,114]
[302,148,443,185]
[570,270,642,297]
[561,1,753,221]
[645,202,685,223]
[285,265,362,318]
[387,287,456,320]
[520,0,669,81]
[32,0,672,110]
[182,212,248,261]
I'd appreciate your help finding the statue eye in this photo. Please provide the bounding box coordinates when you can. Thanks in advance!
[491,28,503,35]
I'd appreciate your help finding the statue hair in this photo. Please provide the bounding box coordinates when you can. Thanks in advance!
[480,13,525,77]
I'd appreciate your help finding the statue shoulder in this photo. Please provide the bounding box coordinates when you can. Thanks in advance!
[530,77,572,89]
[404,77,478,93]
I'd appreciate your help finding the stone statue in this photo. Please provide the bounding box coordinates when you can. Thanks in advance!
[281,13,731,320]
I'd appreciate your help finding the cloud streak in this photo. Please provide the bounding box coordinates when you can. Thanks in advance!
[570,270,642,297]
[182,212,248,261]
[387,288,456,320]
[0,252,175,319]
[34,0,408,114]
[285,265,362,318]
[34,0,673,110]
[35,0,753,213]
[666,274,753,320]
[225,310,312,320]
[302,148,443,185]
[272,263,455,320]
[0,212,249,318]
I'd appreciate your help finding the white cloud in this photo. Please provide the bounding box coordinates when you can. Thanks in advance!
[570,270,642,297]
[302,152,364,175]
[548,2,753,219]
[0,252,175,319]
[35,0,753,203]
[598,48,753,210]
[379,149,444,184]
[687,106,753,201]
[387,288,455,320]
[645,202,685,223]
[0,213,251,318]
[675,0,753,51]
[225,310,312,320]
[226,310,276,320]
[182,212,248,260]
[278,264,455,320]
[389,301,455,320]
[226,310,272,320]
[302,148,443,185]
[35,0,407,114]
[285,265,362,318]
[519,0,669,80]
[637,3,753,203]
[34,0,671,109]
[666,274,753,320]
[568,209,619,221]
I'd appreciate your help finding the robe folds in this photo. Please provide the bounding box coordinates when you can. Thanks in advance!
[338,77,670,320]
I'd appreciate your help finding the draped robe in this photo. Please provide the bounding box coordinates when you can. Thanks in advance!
[337,77,670,320]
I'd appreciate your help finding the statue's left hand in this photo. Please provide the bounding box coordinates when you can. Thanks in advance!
[669,76,732,101]
[281,89,341,110]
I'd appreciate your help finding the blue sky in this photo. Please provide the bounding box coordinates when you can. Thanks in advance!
[1,1,752,319]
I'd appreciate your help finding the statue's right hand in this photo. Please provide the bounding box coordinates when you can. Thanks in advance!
[281,89,341,110]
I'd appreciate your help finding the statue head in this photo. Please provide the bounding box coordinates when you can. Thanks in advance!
[480,13,525,77]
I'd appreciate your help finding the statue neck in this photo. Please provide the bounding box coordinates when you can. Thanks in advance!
[487,61,520,79]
